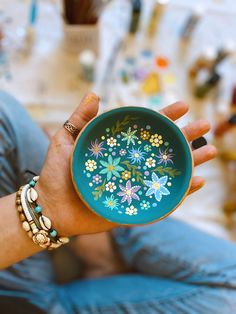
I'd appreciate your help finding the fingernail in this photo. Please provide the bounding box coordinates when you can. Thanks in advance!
[189,183,205,195]
[84,93,100,105]
[191,137,207,150]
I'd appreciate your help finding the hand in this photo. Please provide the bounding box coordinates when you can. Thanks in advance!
[37,93,217,237]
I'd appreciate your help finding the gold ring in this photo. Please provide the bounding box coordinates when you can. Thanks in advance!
[63,120,80,139]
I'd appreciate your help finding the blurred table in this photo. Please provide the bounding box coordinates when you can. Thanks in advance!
[1,0,236,240]
[0,0,130,131]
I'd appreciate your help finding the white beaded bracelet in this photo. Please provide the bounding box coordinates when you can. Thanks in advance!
[16,176,69,250]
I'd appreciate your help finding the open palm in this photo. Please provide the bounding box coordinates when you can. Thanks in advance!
[37,93,217,237]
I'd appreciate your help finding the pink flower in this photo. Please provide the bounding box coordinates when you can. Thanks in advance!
[89,139,105,159]
[117,180,141,205]
[92,174,102,184]
[156,148,174,166]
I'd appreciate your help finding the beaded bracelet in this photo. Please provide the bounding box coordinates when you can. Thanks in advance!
[16,176,69,250]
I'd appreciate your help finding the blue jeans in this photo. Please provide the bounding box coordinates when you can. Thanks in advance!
[0,90,236,314]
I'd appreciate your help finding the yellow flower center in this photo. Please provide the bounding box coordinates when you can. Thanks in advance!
[153,182,160,190]
[163,155,167,160]
[108,201,113,206]
[126,190,132,196]
[134,153,139,158]
[108,165,114,171]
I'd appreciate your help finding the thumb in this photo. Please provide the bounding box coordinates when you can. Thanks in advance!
[56,92,100,143]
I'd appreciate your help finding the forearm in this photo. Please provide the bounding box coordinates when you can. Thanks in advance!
[0,193,42,269]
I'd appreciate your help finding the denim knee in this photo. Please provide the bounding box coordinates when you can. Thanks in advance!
[0,90,23,117]
[0,92,18,156]
[0,90,49,182]
[0,90,30,131]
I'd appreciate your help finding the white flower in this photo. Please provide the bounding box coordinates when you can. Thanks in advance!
[105,181,117,192]
[125,205,138,216]
[145,157,156,168]
[144,173,170,202]
[107,137,117,147]
[85,159,97,172]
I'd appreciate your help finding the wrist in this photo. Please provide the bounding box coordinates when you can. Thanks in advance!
[35,180,69,237]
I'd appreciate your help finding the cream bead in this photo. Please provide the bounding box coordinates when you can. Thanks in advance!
[17,205,23,212]
[19,213,25,221]
[22,221,30,232]
[58,237,70,244]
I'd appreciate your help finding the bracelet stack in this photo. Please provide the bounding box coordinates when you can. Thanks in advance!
[16,176,69,250]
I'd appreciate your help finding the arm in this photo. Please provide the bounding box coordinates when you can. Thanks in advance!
[0,193,41,269]
[0,93,116,269]
[0,93,217,269]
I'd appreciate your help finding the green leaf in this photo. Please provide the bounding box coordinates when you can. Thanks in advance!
[92,179,106,200]
[152,166,181,178]
[120,161,143,184]
[111,115,140,136]
[121,160,131,170]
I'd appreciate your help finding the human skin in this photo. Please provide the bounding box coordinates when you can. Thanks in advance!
[0,93,217,269]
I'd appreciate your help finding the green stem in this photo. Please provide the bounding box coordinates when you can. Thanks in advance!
[152,166,181,178]
[121,161,143,184]
[92,179,106,200]
[111,115,140,136]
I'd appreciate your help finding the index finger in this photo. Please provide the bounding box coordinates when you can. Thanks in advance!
[159,101,189,121]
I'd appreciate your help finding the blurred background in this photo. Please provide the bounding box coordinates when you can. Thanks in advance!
[0,0,236,246]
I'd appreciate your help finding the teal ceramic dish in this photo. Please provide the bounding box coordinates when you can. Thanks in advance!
[71,107,193,225]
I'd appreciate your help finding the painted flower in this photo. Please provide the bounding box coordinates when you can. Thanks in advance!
[103,195,119,210]
[119,149,127,156]
[144,144,152,152]
[150,134,163,147]
[125,205,138,216]
[144,173,170,202]
[121,170,131,180]
[105,181,117,192]
[92,174,102,184]
[140,130,150,140]
[121,127,138,146]
[117,180,141,205]
[85,159,97,172]
[128,147,146,164]
[89,139,105,159]
[140,200,150,210]
[156,148,174,166]
[145,157,156,168]
[107,137,117,147]
[99,155,124,180]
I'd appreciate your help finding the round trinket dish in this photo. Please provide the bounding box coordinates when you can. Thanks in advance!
[71,107,193,225]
